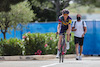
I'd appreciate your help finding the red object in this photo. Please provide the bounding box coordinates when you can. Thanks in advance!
[28,32,30,33]
[22,36,26,39]
[50,37,52,40]
[44,44,48,47]
[35,50,42,55]
[58,19,62,23]
[62,52,65,55]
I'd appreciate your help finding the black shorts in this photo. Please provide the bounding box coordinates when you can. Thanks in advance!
[59,25,68,35]
[74,36,84,46]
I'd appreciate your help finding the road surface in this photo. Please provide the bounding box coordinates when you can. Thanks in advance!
[0,56,100,67]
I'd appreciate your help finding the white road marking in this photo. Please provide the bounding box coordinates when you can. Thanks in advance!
[41,63,60,67]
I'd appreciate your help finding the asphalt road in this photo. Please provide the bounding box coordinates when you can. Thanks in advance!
[0,57,100,67]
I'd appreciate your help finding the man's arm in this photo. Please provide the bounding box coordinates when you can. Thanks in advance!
[72,27,77,31]
[82,27,87,37]
[83,22,87,35]
[83,27,87,34]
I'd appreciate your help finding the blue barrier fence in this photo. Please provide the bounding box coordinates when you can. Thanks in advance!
[0,21,100,55]
[83,21,100,55]
[0,22,58,39]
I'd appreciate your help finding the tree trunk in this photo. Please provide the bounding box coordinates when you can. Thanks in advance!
[3,32,6,39]
[1,29,7,39]
[55,0,60,21]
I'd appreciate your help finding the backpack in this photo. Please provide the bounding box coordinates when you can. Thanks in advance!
[74,21,85,31]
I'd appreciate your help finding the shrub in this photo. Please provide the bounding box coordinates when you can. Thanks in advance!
[0,38,23,56]
[22,33,45,55]
[22,32,75,55]
[44,33,59,54]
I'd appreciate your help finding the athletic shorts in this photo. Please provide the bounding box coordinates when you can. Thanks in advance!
[74,36,84,46]
[59,25,68,35]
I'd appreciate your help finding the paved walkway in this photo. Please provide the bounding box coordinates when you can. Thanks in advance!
[0,56,100,67]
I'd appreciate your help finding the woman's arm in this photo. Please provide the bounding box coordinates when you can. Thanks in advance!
[57,23,61,33]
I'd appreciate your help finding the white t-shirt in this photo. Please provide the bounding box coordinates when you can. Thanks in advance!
[72,20,87,38]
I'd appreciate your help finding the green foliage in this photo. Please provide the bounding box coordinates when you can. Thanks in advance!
[66,3,100,14]
[0,33,75,56]
[0,38,23,56]
[0,0,24,12]
[31,0,53,9]
[22,33,75,55]
[22,33,46,55]
[44,33,58,54]
[10,1,35,25]
[74,0,100,7]
[0,1,36,39]
[28,0,56,22]
[29,0,72,21]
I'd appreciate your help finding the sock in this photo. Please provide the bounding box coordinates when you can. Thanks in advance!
[66,41,70,50]
[67,41,69,44]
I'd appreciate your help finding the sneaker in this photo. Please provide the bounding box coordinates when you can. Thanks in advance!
[66,42,70,50]
[76,56,79,60]
[56,50,60,58]
[79,56,82,60]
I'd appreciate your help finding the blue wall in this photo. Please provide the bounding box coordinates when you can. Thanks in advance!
[83,21,100,55]
[0,21,100,55]
[0,22,58,39]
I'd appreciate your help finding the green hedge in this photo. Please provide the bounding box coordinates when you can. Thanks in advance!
[22,33,75,55]
[0,33,75,56]
[0,38,23,56]
[22,33,46,55]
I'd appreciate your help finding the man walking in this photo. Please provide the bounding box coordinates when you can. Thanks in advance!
[72,14,87,60]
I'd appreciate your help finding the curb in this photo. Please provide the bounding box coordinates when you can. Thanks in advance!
[0,54,83,61]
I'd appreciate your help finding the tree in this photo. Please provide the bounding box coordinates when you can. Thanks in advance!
[28,0,71,21]
[53,0,71,20]
[0,1,35,39]
[74,0,100,7]
[0,0,24,12]
[73,0,100,14]
[28,0,56,22]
